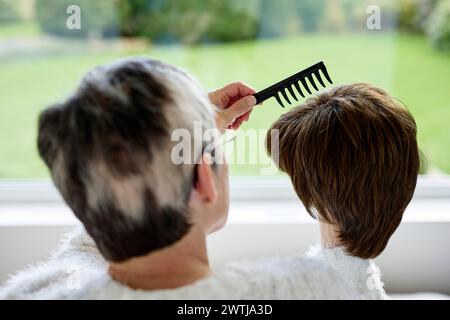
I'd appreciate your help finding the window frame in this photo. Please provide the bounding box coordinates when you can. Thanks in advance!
[0,175,449,205]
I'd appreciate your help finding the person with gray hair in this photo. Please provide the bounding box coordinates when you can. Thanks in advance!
[0,58,379,299]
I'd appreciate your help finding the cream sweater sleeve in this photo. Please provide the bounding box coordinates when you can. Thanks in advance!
[0,225,106,299]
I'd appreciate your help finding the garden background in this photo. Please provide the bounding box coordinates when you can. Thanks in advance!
[0,0,449,177]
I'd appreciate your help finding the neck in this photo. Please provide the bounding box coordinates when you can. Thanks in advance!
[108,225,211,290]
[319,221,341,249]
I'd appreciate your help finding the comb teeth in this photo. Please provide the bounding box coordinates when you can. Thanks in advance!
[313,70,326,88]
[307,74,319,91]
[293,81,305,98]
[280,88,291,105]
[274,92,285,108]
[287,85,298,102]
[300,78,312,95]
[253,61,333,107]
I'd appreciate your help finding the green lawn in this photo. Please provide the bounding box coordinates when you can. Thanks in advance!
[0,28,449,178]
[0,22,39,40]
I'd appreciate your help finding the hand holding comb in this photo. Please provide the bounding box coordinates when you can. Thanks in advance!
[253,61,333,108]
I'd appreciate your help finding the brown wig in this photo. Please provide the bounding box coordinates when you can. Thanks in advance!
[266,83,420,258]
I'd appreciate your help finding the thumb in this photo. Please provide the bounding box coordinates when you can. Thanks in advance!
[221,95,256,124]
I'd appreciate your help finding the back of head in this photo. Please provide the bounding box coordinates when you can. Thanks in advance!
[37,58,215,262]
[266,83,419,258]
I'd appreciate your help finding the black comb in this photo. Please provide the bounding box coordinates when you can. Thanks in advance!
[253,61,332,108]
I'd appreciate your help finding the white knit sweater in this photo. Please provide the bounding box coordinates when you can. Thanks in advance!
[0,226,387,300]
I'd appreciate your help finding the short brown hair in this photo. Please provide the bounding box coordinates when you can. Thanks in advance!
[266,83,419,258]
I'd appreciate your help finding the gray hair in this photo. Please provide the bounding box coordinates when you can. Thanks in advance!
[37,57,215,261]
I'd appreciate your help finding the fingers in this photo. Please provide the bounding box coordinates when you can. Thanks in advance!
[221,95,256,126]
[231,116,246,130]
[225,81,256,97]
[241,109,252,122]
[236,109,252,129]
[209,90,230,109]
[211,81,257,130]
[209,81,256,109]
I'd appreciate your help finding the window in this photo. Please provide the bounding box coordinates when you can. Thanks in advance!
[0,0,449,180]
[2,1,450,293]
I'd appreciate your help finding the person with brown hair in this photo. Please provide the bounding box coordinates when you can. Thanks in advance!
[267,82,420,297]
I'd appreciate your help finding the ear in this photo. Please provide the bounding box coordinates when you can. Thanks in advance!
[193,154,218,202]
[37,105,63,167]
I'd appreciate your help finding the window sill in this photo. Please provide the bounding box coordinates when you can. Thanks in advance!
[0,197,449,226]
[0,175,449,226]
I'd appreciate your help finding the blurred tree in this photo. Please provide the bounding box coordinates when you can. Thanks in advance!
[118,0,258,45]
[0,0,21,24]
[398,0,439,33]
[427,0,450,52]
[258,0,296,38]
[321,0,346,32]
[295,0,326,32]
[35,0,119,38]
[398,0,424,32]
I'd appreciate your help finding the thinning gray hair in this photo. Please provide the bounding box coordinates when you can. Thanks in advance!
[37,57,216,261]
